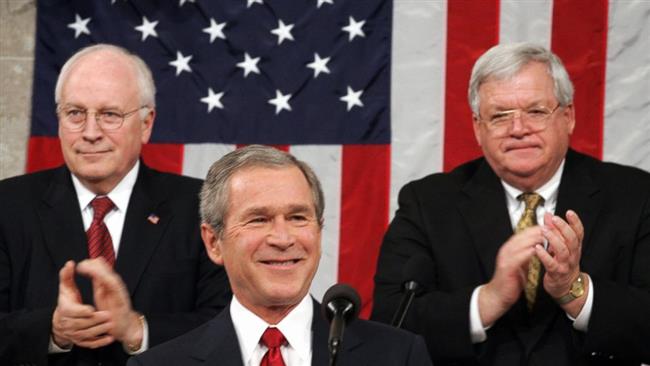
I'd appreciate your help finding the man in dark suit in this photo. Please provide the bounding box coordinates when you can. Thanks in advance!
[372,43,650,366]
[128,145,432,366]
[0,44,231,366]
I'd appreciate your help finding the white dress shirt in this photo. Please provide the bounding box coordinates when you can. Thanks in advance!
[49,161,149,354]
[231,294,313,366]
[469,160,594,343]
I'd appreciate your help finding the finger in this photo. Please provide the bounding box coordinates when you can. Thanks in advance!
[550,215,579,252]
[77,258,125,291]
[58,261,81,301]
[535,244,558,273]
[566,210,585,243]
[75,334,115,349]
[542,225,570,263]
[69,318,113,341]
[56,294,96,318]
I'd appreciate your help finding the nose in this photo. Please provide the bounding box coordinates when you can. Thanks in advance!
[508,111,529,137]
[266,217,295,249]
[81,113,104,141]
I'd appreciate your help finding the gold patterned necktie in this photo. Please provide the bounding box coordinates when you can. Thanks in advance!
[516,192,544,312]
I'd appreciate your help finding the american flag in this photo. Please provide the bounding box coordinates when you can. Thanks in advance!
[26,0,650,318]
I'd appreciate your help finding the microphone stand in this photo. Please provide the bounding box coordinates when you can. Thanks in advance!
[391,281,418,328]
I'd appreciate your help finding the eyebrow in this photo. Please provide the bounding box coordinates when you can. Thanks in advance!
[240,204,314,218]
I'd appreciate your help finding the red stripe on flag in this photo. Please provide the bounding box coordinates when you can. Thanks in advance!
[236,144,290,152]
[551,0,608,159]
[443,0,500,172]
[141,143,184,174]
[339,144,390,319]
[27,136,63,172]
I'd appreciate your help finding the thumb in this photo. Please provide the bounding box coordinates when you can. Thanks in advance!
[58,260,82,303]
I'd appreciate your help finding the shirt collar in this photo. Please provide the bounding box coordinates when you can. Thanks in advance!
[230,294,313,364]
[501,159,564,206]
[72,161,140,212]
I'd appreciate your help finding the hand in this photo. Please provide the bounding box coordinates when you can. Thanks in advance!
[479,226,544,326]
[76,258,144,348]
[536,210,584,299]
[52,261,114,349]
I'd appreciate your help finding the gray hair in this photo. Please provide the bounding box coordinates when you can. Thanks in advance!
[468,42,574,115]
[199,145,325,234]
[54,44,156,111]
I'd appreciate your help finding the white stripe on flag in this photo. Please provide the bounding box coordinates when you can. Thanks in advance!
[499,0,553,47]
[390,0,447,219]
[604,1,650,171]
[291,145,342,301]
[182,143,236,179]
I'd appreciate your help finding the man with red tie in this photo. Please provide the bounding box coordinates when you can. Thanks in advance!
[0,44,231,366]
[127,145,432,366]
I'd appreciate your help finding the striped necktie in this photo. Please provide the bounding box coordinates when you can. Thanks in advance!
[87,196,115,266]
[516,192,544,311]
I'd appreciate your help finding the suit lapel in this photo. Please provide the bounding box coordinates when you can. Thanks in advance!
[555,150,601,257]
[114,165,171,296]
[458,160,514,280]
[191,307,244,365]
[311,300,330,366]
[37,167,93,301]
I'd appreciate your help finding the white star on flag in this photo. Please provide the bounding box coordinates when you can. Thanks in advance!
[200,88,225,112]
[247,0,263,8]
[341,16,365,41]
[203,18,227,43]
[270,20,295,45]
[317,0,334,8]
[169,51,193,76]
[236,53,261,77]
[67,14,91,39]
[268,90,292,115]
[179,0,195,6]
[134,17,159,41]
[306,53,331,78]
[340,86,364,111]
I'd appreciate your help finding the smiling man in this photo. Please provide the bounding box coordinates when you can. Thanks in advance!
[128,145,432,366]
[372,43,650,365]
[0,44,231,366]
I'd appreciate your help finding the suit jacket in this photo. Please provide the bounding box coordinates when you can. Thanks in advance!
[127,299,432,366]
[0,164,232,366]
[371,149,650,366]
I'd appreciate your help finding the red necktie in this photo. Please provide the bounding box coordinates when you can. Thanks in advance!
[260,327,287,366]
[87,196,115,266]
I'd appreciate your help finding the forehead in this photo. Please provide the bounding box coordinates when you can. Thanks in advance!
[226,165,314,213]
[479,62,555,109]
[60,51,139,105]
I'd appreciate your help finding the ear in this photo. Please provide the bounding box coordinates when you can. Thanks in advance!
[140,108,156,144]
[472,115,483,147]
[201,223,224,265]
[562,104,576,135]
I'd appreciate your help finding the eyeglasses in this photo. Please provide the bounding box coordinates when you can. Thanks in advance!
[476,104,562,135]
[57,105,148,131]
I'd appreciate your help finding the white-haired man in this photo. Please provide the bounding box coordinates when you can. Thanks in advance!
[0,44,231,366]
[373,43,650,365]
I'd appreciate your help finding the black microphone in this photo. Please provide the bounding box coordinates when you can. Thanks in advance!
[391,256,434,328]
[321,283,361,366]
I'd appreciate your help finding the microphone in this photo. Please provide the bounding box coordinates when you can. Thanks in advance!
[391,256,434,328]
[321,283,361,366]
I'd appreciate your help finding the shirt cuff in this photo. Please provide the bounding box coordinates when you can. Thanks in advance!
[567,274,594,332]
[469,285,489,343]
[48,335,72,353]
[123,315,149,355]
